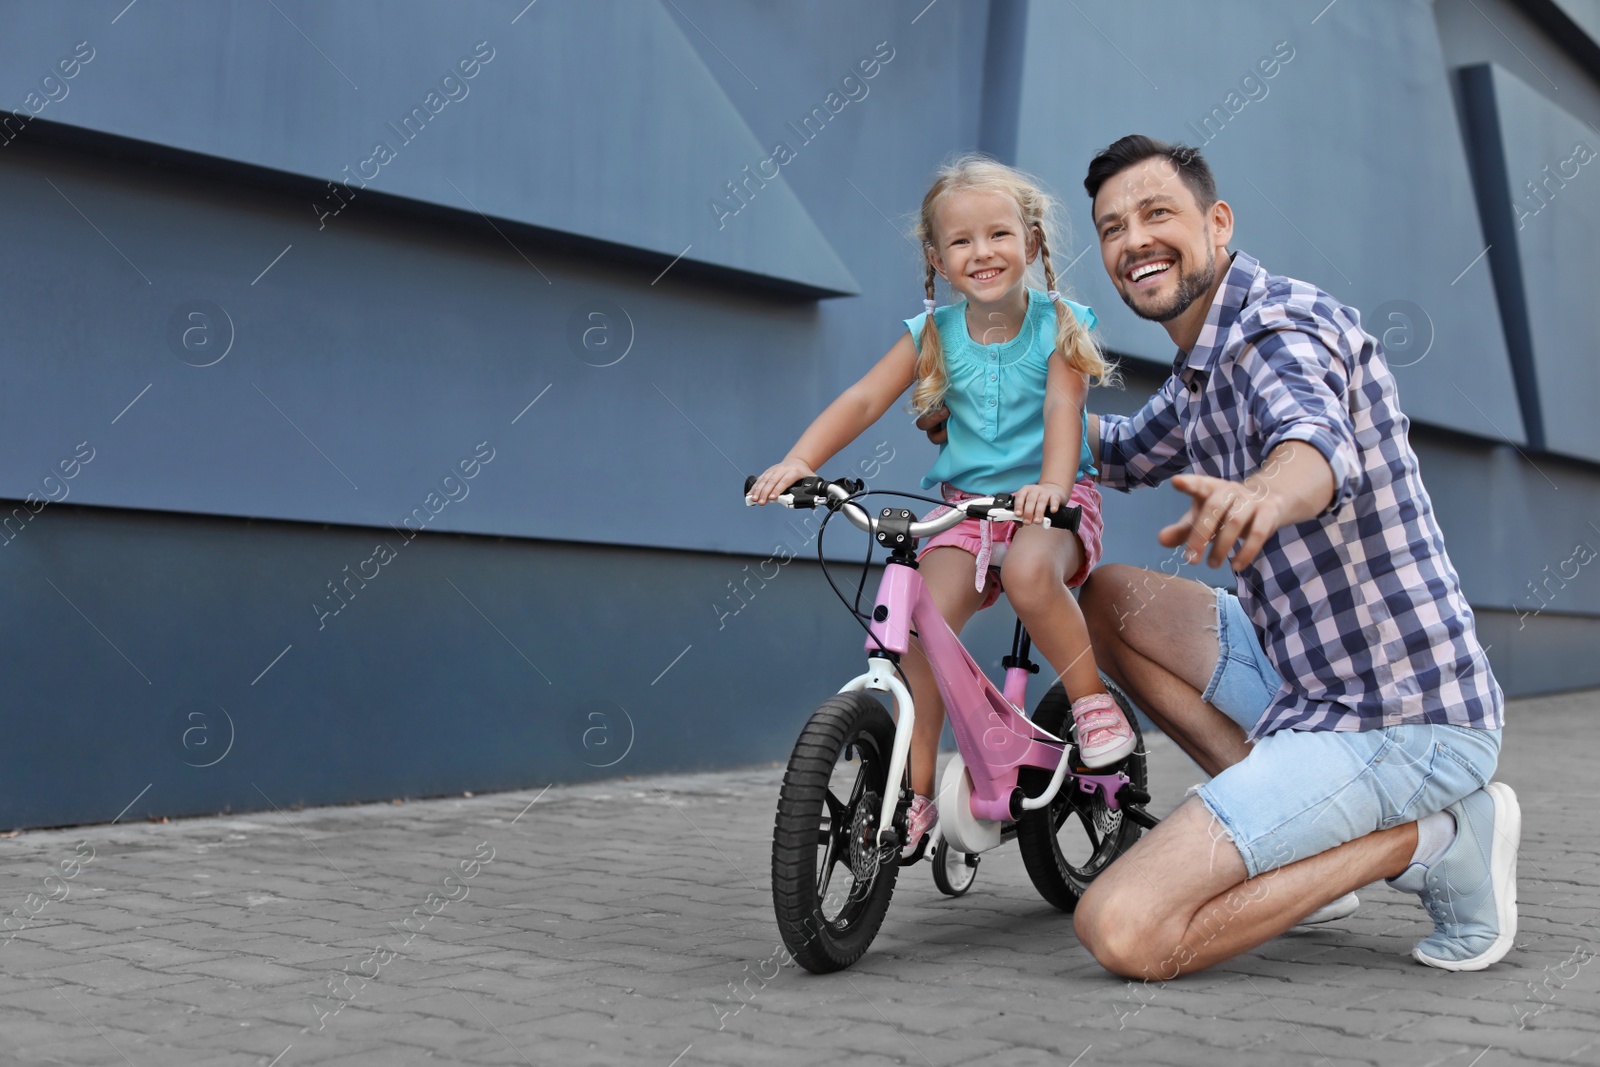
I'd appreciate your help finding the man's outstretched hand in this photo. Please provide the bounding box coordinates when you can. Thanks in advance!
[1157,443,1338,571]
[915,405,950,445]
[1159,474,1284,571]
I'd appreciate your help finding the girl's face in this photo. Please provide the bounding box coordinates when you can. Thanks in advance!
[926,190,1038,305]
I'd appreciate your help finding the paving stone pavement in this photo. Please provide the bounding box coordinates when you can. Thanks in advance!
[2,689,1597,1066]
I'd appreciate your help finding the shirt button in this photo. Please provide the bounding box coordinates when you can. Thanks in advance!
[989,398,996,407]
[989,374,997,382]
[1188,381,1200,394]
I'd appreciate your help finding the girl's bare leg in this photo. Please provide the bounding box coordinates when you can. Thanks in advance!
[1000,525,1102,699]
[899,547,990,796]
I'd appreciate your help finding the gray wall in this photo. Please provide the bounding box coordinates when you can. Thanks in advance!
[1,0,1596,829]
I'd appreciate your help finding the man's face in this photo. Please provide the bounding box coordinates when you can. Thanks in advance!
[1092,158,1221,323]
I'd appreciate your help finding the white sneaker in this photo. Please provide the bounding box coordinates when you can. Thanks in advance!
[1296,891,1360,927]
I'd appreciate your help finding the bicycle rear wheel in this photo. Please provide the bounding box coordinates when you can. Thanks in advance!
[772,692,901,973]
[1015,683,1148,912]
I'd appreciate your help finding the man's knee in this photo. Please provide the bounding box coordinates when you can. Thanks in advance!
[1079,564,1145,644]
[1076,881,1169,979]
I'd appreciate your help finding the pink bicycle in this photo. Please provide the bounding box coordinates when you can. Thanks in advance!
[746,475,1158,973]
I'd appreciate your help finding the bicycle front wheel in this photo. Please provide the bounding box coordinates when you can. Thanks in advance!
[1015,683,1148,912]
[771,692,901,974]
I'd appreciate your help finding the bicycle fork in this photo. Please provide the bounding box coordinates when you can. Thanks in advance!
[838,656,914,852]
[837,553,921,851]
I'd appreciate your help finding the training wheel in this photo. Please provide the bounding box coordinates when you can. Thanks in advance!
[931,833,979,897]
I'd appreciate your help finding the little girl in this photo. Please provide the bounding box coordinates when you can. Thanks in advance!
[749,155,1135,853]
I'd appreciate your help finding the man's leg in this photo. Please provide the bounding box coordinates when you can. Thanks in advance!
[1075,564,1377,972]
[1074,796,1416,979]
[1075,567,1515,976]
[1078,565,1248,775]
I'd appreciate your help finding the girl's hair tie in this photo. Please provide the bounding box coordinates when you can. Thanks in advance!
[923,298,937,314]
[1046,289,1062,302]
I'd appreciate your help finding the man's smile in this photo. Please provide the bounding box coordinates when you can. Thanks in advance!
[1125,257,1176,286]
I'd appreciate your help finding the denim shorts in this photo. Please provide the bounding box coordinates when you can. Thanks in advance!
[1194,588,1502,879]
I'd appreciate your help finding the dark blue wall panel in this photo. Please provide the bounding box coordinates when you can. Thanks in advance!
[0,502,1022,830]
[1009,0,1526,444]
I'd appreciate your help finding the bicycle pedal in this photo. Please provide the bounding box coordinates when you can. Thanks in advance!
[898,835,931,866]
[1121,806,1160,831]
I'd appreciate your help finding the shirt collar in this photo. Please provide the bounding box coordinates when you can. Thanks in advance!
[1177,250,1259,376]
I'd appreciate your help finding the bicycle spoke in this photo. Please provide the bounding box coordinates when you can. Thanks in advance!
[1075,807,1102,852]
[824,788,848,828]
[816,783,853,898]
[1054,785,1091,833]
[845,764,868,807]
[817,836,841,901]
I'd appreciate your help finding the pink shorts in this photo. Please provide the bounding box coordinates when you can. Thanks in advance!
[916,478,1105,612]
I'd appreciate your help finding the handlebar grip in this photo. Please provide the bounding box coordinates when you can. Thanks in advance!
[744,475,866,503]
[1042,502,1083,533]
[962,499,1083,532]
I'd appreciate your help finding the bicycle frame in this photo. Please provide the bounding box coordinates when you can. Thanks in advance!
[838,551,1129,852]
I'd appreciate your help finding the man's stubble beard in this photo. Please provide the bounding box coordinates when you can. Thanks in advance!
[1121,246,1217,323]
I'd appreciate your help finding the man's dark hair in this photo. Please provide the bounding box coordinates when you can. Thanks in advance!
[1083,135,1217,209]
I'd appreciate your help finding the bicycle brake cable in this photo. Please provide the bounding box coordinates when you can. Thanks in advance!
[815,487,873,623]
[816,487,951,691]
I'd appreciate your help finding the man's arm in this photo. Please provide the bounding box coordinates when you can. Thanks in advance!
[1162,309,1361,570]
[1096,374,1189,489]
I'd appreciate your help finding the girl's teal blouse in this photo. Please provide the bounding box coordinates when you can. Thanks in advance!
[904,288,1098,495]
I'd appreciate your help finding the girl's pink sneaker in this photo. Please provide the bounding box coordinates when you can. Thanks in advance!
[903,794,938,855]
[1071,693,1136,768]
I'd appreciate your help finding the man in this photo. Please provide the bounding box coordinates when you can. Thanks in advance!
[920,135,1515,977]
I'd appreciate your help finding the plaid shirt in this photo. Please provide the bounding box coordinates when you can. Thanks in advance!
[1098,251,1504,739]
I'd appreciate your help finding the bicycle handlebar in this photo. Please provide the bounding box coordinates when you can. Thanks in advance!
[743,476,1080,537]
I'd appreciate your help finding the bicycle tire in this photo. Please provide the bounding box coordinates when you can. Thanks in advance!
[1015,682,1148,912]
[771,691,901,973]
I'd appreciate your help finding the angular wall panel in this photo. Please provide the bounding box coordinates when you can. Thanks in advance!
[1552,0,1600,47]
[0,0,858,296]
[0,138,846,555]
[1007,0,1525,443]
[1460,62,1600,463]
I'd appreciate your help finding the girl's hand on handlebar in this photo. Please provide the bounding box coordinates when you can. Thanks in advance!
[749,458,818,505]
[1012,481,1069,525]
